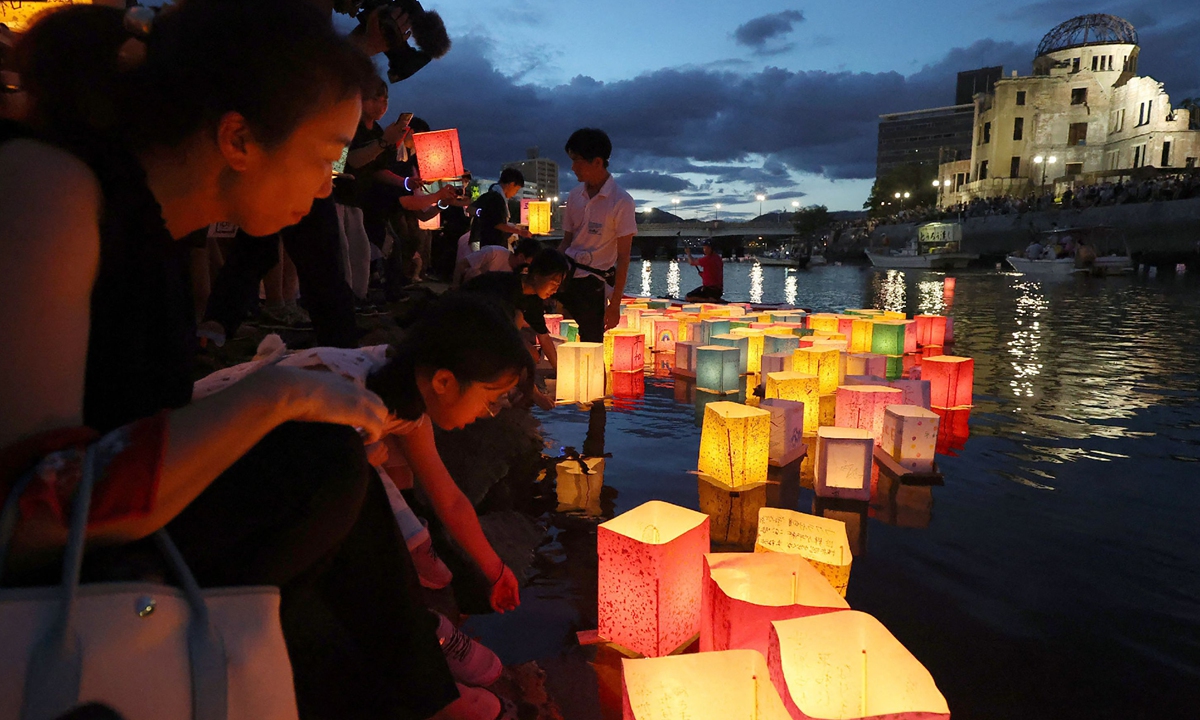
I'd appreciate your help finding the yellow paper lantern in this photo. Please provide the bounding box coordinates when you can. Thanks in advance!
[701,552,849,657]
[526,200,551,235]
[556,342,605,403]
[556,456,604,515]
[808,313,840,334]
[849,318,875,353]
[814,426,873,502]
[621,650,792,720]
[845,353,887,378]
[598,501,710,657]
[730,328,765,373]
[767,612,950,720]
[792,347,844,396]
[882,310,907,321]
[698,402,771,489]
[754,507,853,596]
[0,1,95,33]
[765,372,819,435]
[677,315,701,342]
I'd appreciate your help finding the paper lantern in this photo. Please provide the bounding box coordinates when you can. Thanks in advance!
[834,385,903,443]
[563,320,579,342]
[730,328,765,373]
[765,372,819,435]
[621,649,791,720]
[544,313,563,336]
[726,305,748,318]
[699,318,731,345]
[922,355,974,409]
[647,299,671,310]
[606,329,645,372]
[845,353,886,378]
[697,474,767,547]
[649,317,679,354]
[870,320,906,356]
[675,340,702,377]
[814,427,873,502]
[920,345,943,359]
[695,388,740,428]
[598,501,710,657]
[767,612,949,720]
[639,314,662,354]
[527,200,551,235]
[844,376,931,409]
[711,333,750,374]
[754,508,853,596]
[624,307,645,332]
[812,495,868,559]
[879,405,938,473]
[556,456,605,516]
[411,129,464,181]
[612,369,645,400]
[933,408,970,455]
[698,401,771,489]
[793,328,815,338]
[651,352,675,378]
[701,553,848,657]
[764,333,800,356]
[557,342,605,403]
[808,313,839,334]
[760,399,807,467]
[847,318,874,353]
[945,316,955,344]
[696,346,741,394]
[418,213,441,230]
[729,320,752,332]
[901,321,918,355]
[943,277,956,292]
[682,304,704,313]
[792,347,843,396]
[761,352,792,378]
[819,395,837,428]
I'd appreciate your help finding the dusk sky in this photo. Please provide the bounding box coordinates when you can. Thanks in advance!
[337,1,1200,217]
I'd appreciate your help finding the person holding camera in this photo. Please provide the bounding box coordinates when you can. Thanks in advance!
[556,128,636,343]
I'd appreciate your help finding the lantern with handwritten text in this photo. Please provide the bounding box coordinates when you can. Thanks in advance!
[557,342,605,403]
[527,201,551,235]
[767,612,949,720]
[606,329,645,372]
[697,345,740,394]
[755,508,853,596]
[814,427,873,502]
[792,347,843,396]
[765,372,819,434]
[701,553,848,658]
[411,129,463,181]
[698,402,771,489]
[598,501,710,657]
[922,355,974,409]
[759,399,807,467]
[621,650,791,720]
[834,385,903,444]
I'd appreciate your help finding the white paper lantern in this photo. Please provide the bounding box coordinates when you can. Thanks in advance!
[557,342,605,403]
[880,405,939,473]
[622,649,791,720]
[814,427,873,502]
[759,399,807,467]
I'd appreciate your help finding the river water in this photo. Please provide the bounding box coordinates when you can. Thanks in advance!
[469,261,1200,720]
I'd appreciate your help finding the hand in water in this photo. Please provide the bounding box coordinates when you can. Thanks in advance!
[489,565,520,613]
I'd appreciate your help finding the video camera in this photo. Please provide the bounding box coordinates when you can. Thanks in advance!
[352,0,450,83]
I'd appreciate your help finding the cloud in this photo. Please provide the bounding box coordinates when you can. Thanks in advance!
[616,172,694,192]
[733,11,805,53]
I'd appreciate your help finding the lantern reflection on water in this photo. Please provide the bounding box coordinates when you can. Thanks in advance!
[696,345,741,394]
[598,501,710,657]
[815,426,873,502]
[697,474,767,547]
[767,612,950,720]
[932,408,970,455]
[621,649,791,720]
[557,342,605,403]
[922,355,974,409]
[556,456,605,516]
[698,402,771,489]
[701,552,849,657]
[755,507,853,597]
[611,370,645,401]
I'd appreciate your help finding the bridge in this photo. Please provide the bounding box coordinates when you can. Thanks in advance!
[540,220,800,257]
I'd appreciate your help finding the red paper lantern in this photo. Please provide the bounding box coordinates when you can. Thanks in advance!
[611,332,645,373]
[913,315,947,347]
[921,355,974,409]
[411,129,464,181]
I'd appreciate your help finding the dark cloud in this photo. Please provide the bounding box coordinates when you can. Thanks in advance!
[617,172,694,192]
[733,11,805,52]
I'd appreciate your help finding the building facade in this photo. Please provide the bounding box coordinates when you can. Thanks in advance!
[938,14,1200,207]
[502,150,560,203]
[876,104,975,179]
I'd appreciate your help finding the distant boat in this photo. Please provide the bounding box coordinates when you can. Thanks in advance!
[753,255,811,269]
[867,222,977,270]
[1006,225,1132,276]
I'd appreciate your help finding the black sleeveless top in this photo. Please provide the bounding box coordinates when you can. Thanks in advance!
[0,121,196,433]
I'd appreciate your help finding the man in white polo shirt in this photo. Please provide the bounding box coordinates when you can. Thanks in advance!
[557,128,637,342]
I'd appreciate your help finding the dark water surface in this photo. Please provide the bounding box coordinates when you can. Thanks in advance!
[468,263,1200,720]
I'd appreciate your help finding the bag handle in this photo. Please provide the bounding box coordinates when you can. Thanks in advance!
[1,444,228,720]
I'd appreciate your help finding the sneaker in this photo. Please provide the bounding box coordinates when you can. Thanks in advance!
[257,305,292,329]
[282,305,313,330]
[409,525,454,590]
[435,612,502,688]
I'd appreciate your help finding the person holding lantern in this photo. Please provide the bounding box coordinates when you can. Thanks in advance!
[471,166,532,249]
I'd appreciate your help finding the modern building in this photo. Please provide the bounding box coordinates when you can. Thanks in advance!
[937,14,1200,206]
[876,104,975,179]
[955,67,1003,106]
[503,148,560,203]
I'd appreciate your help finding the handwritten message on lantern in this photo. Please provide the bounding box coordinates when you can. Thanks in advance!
[755,507,853,596]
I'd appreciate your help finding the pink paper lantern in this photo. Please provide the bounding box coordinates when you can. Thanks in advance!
[598,501,711,657]
[701,553,848,658]
[834,385,904,444]
[675,340,702,377]
[921,355,974,409]
[914,315,947,347]
[544,313,563,336]
[611,332,645,372]
[902,320,918,355]
[650,317,680,354]
[410,129,464,181]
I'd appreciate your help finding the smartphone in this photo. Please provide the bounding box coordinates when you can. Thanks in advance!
[394,112,414,127]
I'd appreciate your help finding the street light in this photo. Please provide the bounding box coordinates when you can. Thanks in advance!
[755,193,766,218]
[932,180,941,187]
[715,203,722,222]
[791,200,801,208]
[1033,155,1058,194]
[671,197,681,219]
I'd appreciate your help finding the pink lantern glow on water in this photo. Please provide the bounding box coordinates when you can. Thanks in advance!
[598,501,710,657]
[921,355,974,409]
[834,385,904,444]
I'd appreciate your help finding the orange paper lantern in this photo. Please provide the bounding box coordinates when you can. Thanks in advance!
[410,129,464,181]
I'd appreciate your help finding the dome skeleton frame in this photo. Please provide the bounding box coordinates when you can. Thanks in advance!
[1035,14,1138,58]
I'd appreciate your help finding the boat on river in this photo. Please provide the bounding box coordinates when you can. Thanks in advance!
[866,222,977,270]
[1005,226,1133,276]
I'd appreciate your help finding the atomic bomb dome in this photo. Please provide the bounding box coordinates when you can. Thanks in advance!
[1036,14,1139,58]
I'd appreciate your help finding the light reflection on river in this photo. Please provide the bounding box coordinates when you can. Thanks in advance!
[472,263,1200,720]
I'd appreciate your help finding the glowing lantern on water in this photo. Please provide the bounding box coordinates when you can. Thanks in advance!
[683,303,704,313]
[527,200,552,235]
[563,320,579,342]
[606,330,645,372]
[675,340,702,377]
[544,313,563,336]
[871,320,906,356]
[621,649,791,720]
[922,355,974,409]
[848,318,874,353]
[556,456,605,516]
[760,399,807,467]
[765,372,819,434]
[845,353,886,378]
[727,305,748,318]
[696,345,741,394]
[731,328,765,373]
[712,333,750,374]
[598,501,710,657]
[819,395,837,428]
[755,508,853,596]
[677,315,700,341]
[761,352,792,378]
[943,276,956,292]
[845,376,931,409]
[698,402,771,489]
[557,342,605,403]
[697,474,767,547]
[902,321,918,355]
[814,426,873,502]
[701,553,849,657]
[612,369,646,400]
[764,333,800,356]
[920,345,943,359]
[880,405,939,473]
[625,307,645,332]
[648,299,671,310]
[699,318,731,345]
[836,315,856,338]
[411,129,464,181]
[649,317,680,354]
[792,347,843,396]
[834,385,903,443]
[808,313,839,334]
[767,612,950,720]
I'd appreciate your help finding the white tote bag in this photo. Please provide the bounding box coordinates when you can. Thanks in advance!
[0,447,299,720]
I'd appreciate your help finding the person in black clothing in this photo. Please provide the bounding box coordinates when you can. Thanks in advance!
[471,167,532,248]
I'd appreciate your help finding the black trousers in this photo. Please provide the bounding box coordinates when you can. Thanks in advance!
[686,284,723,300]
[166,422,458,720]
[204,197,359,348]
[555,273,608,343]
